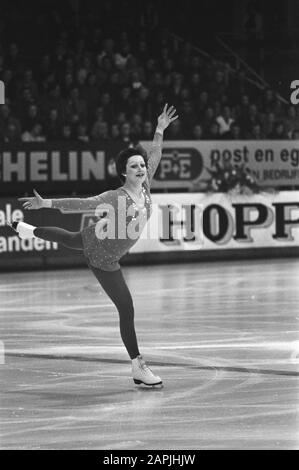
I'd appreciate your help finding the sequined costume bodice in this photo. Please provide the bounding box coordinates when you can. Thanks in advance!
[51,139,162,270]
[80,183,152,270]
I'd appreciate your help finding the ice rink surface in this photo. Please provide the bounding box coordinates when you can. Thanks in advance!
[0,259,298,449]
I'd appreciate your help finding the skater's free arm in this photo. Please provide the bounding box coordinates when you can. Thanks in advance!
[146,104,178,185]
[51,194,107,212]
[18,189,109,212]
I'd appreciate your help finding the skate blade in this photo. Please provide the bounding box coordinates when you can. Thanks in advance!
[133,379,163,388]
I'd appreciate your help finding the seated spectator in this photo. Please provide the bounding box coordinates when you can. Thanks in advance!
[116,111,128,127]
[164,118,184,140]
[189,72,201,101]
[76,67,88,96]
[209,69,228,101]
[240,103,261,135]
[99,91,115,124]
[4,120,22,143]
[149,71,165,95]
[213,100,222,118]
[131,113,143,140]
[140,120,153,140]
[268,121,289,140]
[22,69,39,101]
[136,39,149,63]
[263,111,276,137]
[196,91,210,119]
[82,73,100,116]
[203,121,221,140]
[216,106,234,136]
[39,54,51,83]
[64,87,87,124]
[106,157,120,189]
[180,100,197,138]
[180,87,192,103]
[130,70,143,92]
[62,72,74,97]
[114,43,132,70]
[202,106,215,134]
[21,104,40,132]
[117,86,134,116]
[119,121,132,144]
[236,94,250,122]
[227,69,250,104]
[132,86,152,120]
[93,106,105,125]
[259,88,276,114]
[192,123,203,140]
[2,4,297,150]
[15,88,35,123]
[76,123,90,143]
[167,72,184,108]
[283,106,299,138]
[224,122,243,140]
[44,108,62,141]
[91,121,109,141]
[291,129,299,140]
[0,104,21,137]
[49,85,65,113]
[2,69,14,102]
[220,94,230,107]
[163,58,175,76]
[248,123,265,140]
[111,123,121,141]
[152,91,165,118]
[22,123,46,142]
[106,71,122,96]
[60,124,73,141]
[6,42,24,77]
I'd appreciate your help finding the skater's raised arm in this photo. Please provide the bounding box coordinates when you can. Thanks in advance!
[146,104,178,184]
[18,189,106,212]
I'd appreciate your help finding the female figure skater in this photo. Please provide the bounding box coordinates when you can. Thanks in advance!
[10,104,178,387]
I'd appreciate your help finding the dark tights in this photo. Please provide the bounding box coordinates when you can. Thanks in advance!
[34,226,140,359]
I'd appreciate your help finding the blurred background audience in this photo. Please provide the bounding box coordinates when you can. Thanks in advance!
[0,0,298,143]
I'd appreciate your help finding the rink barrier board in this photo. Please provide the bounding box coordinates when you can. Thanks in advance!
[1,140,299,197]
[0,191,298,271]
[1,247,299,272]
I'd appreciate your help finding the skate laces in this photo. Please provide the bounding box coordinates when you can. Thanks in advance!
[134,356,155,376]
[139,360,153,375]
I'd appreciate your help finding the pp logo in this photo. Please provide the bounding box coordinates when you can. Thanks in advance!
[157,148,203,181]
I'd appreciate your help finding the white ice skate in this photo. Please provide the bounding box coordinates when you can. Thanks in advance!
[8,221,36,239]
[132,355,163,387]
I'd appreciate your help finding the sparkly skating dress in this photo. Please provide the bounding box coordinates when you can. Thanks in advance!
[51,141,161,271]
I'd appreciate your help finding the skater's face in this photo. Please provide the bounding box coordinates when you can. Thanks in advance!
[124,155,147,184]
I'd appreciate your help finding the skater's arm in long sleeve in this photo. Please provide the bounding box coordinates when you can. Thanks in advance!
[18,189,108,212]
[51,195,106,212]
[145,104,178,185]
[146,128,163,184]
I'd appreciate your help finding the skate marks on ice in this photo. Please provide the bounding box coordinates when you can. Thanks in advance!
[0,259,299,449]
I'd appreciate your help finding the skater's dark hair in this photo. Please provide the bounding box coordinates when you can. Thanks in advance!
[115,145,148,183]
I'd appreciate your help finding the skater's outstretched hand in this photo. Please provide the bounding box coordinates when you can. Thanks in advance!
[157,103,178,131]
[18,189,45,210]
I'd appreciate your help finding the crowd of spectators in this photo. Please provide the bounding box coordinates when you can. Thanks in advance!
[0,1,298,145]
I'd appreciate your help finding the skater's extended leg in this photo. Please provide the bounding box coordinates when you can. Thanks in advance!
[34,227,83,250]
[10,221,83,250]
